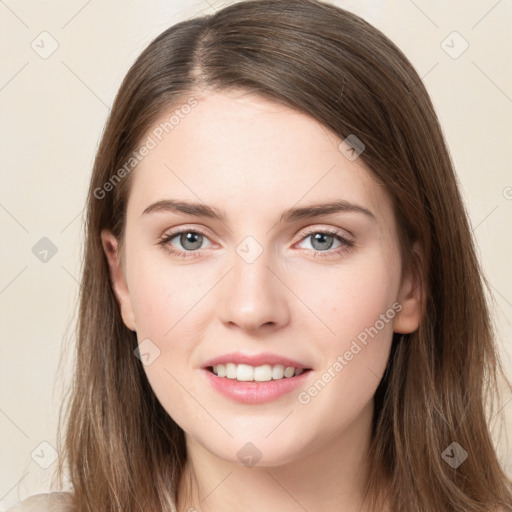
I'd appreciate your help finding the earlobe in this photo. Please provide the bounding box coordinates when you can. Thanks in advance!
[393,242,425,334]
[100,229,137,332]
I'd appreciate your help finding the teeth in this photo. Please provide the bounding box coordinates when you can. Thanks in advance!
[211,363,306,381]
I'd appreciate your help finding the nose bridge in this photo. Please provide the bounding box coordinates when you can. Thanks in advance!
[218,234,289,330]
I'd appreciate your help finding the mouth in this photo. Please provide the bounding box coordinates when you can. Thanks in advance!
[203,364,313,404]
[206,363,312,382]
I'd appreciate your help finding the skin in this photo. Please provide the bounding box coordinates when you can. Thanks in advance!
[101,89,423,512]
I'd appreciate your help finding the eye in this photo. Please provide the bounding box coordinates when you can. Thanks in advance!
[158,228,212,259]
[158,226,355,259]
[295,228,355,257]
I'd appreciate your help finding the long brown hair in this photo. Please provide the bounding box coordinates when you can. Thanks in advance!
[53,0,512,510]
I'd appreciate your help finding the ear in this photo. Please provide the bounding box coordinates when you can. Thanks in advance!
[393,242,425,334]
[100,229,137,332]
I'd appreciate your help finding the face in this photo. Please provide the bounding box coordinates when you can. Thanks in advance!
[101,90,422,467]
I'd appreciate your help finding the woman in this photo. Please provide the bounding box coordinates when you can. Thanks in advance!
[9,0,512,510]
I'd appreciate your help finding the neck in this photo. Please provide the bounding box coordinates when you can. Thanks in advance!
[176,400,385,512]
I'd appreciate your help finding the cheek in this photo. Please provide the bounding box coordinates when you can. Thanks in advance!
[128,248,210,339]
[126,254,213,425]
[295,247,399,342]
[293,251,398,402]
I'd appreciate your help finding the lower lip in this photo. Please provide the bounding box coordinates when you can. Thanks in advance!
[203,368,312,404]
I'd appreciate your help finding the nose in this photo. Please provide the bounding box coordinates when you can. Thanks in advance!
[218,248,290,333]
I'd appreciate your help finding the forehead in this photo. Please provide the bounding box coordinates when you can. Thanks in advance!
[127,90,393,226]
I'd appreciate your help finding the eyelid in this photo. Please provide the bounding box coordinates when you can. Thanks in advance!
[160,224,215,240]
[295,224,354,242]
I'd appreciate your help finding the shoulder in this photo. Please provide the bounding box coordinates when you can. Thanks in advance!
[6,492,74,512]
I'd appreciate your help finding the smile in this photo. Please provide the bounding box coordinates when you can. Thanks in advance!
[209,363,307,381]
[203,366,312,404]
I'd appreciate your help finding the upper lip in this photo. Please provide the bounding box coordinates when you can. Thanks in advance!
[202,352,311,370]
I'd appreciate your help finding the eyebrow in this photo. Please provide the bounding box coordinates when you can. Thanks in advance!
[141,199,376,223]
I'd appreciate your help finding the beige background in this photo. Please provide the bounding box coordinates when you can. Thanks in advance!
[1,0,511,508]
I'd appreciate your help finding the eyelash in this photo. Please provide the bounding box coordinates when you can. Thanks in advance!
[158,226,355,260]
